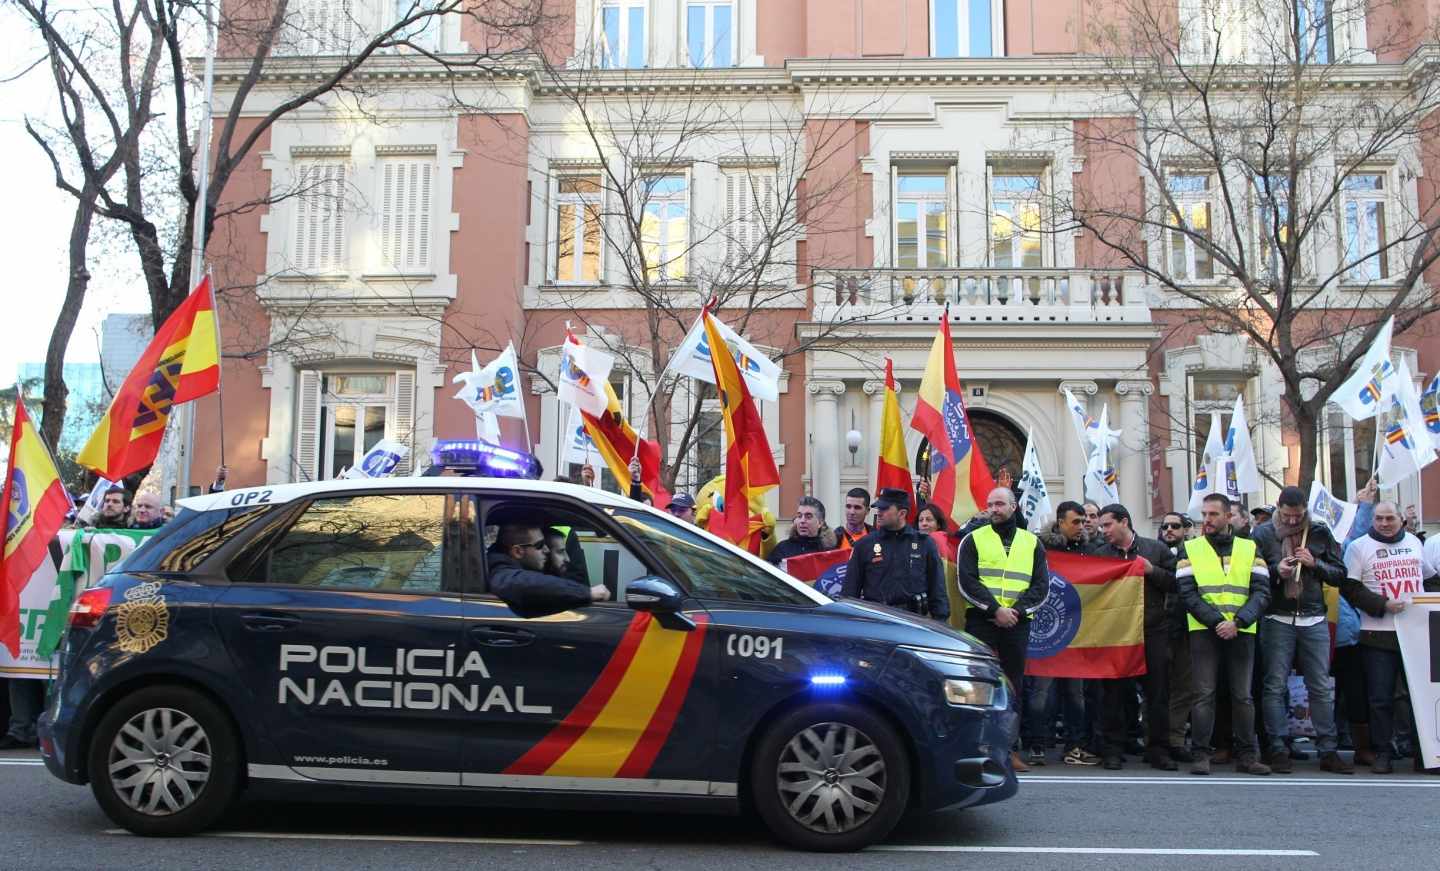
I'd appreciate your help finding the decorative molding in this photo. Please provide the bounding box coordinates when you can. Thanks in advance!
[549,158,605,171]
[807,380,846,397]
[1116,379,1156,398]
[717,155,780,168]
[1058,380,1099,396]
[289,145,352,158]
[891,150,959,164]
[862,379,887,397]
[374,144,438,157]
[987,149,1052,166]
[528,376,554,395]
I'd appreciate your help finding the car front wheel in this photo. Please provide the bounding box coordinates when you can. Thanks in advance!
[750,702,910,852]
[87,686,240,836]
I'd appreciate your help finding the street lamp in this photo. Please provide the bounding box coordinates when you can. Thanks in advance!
[846,428,862,465]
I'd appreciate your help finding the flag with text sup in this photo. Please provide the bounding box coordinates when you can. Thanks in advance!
[1421,370,1440,449]
[669,314,781,402]
[910,313,993,527]
[77,277,220,479]
[558,333,614,418]
[2,397,73,656]
[1025,551,1145,679]
[1376,358,1437,486]
[1331,317,1395,420]
[454,344,525,419]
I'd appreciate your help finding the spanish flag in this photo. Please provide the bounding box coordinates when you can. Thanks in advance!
[703,309,779,551]
[875,356,915,514]
[78,277,220,480]
[910,309,994,527]
[1025,551,1145,679]
[581,380,670,507]
[2,397,73,656]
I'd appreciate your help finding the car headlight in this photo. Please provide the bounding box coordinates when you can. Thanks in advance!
[943,678,1005,708]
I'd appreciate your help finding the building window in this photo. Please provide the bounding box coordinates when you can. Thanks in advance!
[1341,172,1388,282]
[686,1,735,68]
[1186,376,1245,477]
[554,175,603,283]
[393,0,442,53]
[640,174,689,282]
[724,168,776,267]
[376,157,433,273]
[1166,173,1215,281]
[296,369,415,481]
[599,0,647,68]
[1295,0,1331,63]
[1323,409,1375,500]
[292,160,349,275]
[694,408,723,489]
[930,0,1002,58]
[287,0,355,55]
[894,173,950,269]
[1254,174,1299,279]
[989,170,1044,268]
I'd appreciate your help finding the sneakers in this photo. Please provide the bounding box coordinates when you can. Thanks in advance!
[1319,752,1355,775]
[1026,746,1047,767]
[1372,751,1394,774]
[1235,755,1272,776]
[1146,748,1178,771]
[1269,749,1293,774]
[1190,753,1211,776]
[1102,755,1124,770]
[1168,746,1195,764]
[1010,750,1031,773]
[1064,746,1101,766]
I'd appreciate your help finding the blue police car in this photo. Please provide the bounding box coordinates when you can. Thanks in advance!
[39,450,1017,851]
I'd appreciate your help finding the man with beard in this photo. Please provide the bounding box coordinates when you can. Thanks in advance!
[1252,487,1354,774]
[769,497,838,566]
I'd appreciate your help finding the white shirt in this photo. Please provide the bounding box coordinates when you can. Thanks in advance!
[1425,534,1440,579]
[1344,532,1427,632]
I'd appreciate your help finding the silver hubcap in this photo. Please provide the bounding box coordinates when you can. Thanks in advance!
[776,722,887,834]
[108,707,212,815]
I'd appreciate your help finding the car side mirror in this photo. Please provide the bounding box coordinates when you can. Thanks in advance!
[626,576,695,631]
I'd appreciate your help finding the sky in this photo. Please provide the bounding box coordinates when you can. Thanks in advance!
[0,4,153,385]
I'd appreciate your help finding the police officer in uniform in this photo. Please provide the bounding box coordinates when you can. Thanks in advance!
[841,488,948,622]
[956,486,1050,772]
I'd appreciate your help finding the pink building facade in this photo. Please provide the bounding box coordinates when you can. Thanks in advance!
[196,0,1440,531]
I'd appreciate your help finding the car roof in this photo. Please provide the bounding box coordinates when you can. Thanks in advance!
[177,476,636,513]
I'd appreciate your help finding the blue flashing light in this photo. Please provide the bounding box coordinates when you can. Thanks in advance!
[809,674,848,687]
[430,440,545,480]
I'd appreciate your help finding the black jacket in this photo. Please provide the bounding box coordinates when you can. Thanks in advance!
[1251,520,1348,619]
[1037,530,1090,554]
[955,517,1049,618]
[486,551,593,618]
[1088,533,1177,632]
[768,531,835,566]
[1176,530,1270,630]
[841,524,948,620]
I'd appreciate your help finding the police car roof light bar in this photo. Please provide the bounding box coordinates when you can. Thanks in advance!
[431,440,545,480]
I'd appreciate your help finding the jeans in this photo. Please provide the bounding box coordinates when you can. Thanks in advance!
[1189,630,1259,757]
[1360,643,1410,753]
[6,679,45,743]
[1023,677,1089,748]
[1261,619,1337,754]
[1167,624,1198,748]
[965,613,1031,735]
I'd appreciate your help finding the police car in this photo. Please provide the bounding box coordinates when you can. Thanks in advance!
[39,444,1017,852]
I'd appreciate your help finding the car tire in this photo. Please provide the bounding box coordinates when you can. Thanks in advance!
[749,702,911,852]
[87,685,241,836]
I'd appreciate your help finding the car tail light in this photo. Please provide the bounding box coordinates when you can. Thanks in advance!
[69,587,112,630]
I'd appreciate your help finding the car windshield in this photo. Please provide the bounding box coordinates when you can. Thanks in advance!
[610,508,825,606]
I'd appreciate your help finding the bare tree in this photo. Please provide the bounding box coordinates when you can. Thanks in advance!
[1055,0,1440,487]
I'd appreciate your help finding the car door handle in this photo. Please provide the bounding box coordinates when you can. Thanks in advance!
[468,626,536,647]
[240,613,300,632]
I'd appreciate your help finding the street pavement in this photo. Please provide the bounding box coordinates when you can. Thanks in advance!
[5,747,1437,870]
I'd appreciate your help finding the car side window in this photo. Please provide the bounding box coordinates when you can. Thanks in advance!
[481,500,653,603]
[236,493,447,593]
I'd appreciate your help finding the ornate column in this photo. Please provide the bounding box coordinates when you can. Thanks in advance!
[809,380,846,517]
[1058,380,1098,503]
[1116,379,1155,531]
[862,378,888,489]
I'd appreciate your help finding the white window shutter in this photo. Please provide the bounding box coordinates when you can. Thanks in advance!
[379,160,432,272]
[393,370,416,474]
[295,369,322,482]
[293,163,314,271]
[325,163,347,273]
[725,170,740,264]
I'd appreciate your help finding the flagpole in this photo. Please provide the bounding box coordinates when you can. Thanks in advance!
[633,313,701,457]
[208,270,226,472]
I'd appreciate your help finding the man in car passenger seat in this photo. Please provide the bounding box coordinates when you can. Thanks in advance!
[488,524,609,617]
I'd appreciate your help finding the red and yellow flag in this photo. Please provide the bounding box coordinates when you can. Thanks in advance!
[2,397,73,656]
[581,380,670,507]
[78,277,220,480]
[1025,551,1145,679]
[875,356,915,514]
[910,311,993,527]
[702,310,779,551]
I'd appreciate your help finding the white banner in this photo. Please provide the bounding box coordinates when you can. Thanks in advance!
[339,439,409,480]
[453,344,525,419]
[668,314,781,402]
[1018,427,1053,533]
[1307,480,1357,543]
[0,529,156,678]
[558,335,614,418]
[1394,595,1440,770]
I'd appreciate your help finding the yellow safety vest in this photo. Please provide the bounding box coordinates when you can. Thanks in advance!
[1184,536,1259,633]
[971,525,1038,609]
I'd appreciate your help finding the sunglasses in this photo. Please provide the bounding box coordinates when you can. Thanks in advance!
[517,539,548,551]
[1160,522,1184,530]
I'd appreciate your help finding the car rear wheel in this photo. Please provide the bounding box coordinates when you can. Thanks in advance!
[750,702,910,852]
[87,686,240,836]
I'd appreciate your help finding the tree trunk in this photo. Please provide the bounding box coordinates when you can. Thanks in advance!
[40,199,97,452]
[1292,400,1320,492]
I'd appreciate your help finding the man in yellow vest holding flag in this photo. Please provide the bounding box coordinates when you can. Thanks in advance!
[956,486,1050,772]
[1177,493,1272,776]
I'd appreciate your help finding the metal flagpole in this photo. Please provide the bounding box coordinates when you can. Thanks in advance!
[176,0,218,500]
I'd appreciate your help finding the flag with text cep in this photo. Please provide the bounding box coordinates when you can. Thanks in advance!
[1025,551,1146,679]
[77,277,220,480]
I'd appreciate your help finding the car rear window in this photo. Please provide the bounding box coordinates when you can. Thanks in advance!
[115,505,276,575]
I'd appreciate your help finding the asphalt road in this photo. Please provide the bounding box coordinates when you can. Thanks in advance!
[5,747,1437,870]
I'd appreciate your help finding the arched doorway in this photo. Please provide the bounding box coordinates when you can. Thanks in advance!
[914,409,1028,484]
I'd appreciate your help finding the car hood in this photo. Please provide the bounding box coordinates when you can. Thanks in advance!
[814,599,993,657]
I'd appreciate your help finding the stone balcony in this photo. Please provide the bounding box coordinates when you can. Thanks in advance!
[811,267,1152,323]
